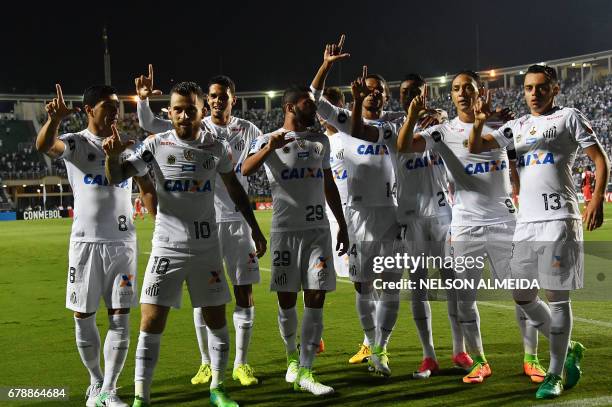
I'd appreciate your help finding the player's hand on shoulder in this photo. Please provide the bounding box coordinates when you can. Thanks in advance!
[45,84,80,122]
[323,34,350,64]
[103,124,135,158]
[135,64,162,101]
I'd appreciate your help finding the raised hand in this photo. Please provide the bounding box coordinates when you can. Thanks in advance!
[267,132,295,150]
[102,124,135,158]
[323,34,350,64]
[474,88,493,123]
[135,64,163,100]
[408,83,428,118]
[45,84,80,121]
[351,66,370,103]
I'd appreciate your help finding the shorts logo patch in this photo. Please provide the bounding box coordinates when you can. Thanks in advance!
[145,283,159,297]
[338,112,348,123]
[248,253,257,264]
[349,265,357,276]
[120,274,133,287]
[167,155,176,164]
[209,271,222,284]
[274,272,287,286]
[552,256,562,268]
[315,256,328,270]
[70,291,78,304]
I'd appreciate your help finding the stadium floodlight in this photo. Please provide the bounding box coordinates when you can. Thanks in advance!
[39,184,44,187]
[440,76,447,84]
[490,70,496,77]
[2,185,6,188]
[582,63,587,67]
[539,61,545,65]
[572,63,576,67]
[519,70,524,74]
[57,183,61,186]
[22,184,26,187]
[36,189,40,193]
[267,91,276,98]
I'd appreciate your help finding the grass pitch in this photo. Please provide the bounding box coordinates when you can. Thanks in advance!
[1,207,612,406]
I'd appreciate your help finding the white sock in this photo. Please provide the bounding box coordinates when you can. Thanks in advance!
[457,299,484,357]
[74,314,103,385]
[233,306,254,368]
[193,308,210,364]
[412,299,436,359]
[375,292,400,349]
[548,301,573,376]
[134,331,162,402]
[207,326,230,389]
[299,307,323,369]
[515,304,538,356]
[520,297,551,340]
[278,306,298,355]
[102,314,130,392]
[446,289,465,355]
[356,291,376,347]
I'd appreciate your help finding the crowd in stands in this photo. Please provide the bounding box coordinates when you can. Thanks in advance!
[0,145,45,179]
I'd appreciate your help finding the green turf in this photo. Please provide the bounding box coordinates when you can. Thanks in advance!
[1,207,612,406]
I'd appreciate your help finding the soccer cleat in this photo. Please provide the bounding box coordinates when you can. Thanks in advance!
[191,363,212,384]
[452,352,474,371]
[462,362,492,384]
[370,345,391,377]
[413,357,440,379]
[95,391,129,407]
[285,351,300,383]
[564,341,586,389]
[131,396,150,407]
[523,360,546,383]
[293,367,334,396]
[535,374,563,399]
[317,338,325,354]
[210,384,239,407]
[232,364,259,386]
[349,343,371,364]
[86,382,103,407]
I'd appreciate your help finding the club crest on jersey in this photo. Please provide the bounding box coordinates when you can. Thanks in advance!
[296,139,307,149]
[202,156,215,170]
[464,159,507,175]
[234,139,246,151]
[336,149,344,160]
[431,131,442,142]
[543,126,557,141]
[383,128,393,139]
[184,149,195,161]
[529,126,537,135]
[405,154,444,171]
[517,152,555,167]
[163,179,211,192]
[314,142,323,156]
[357,144,389,155]
[462,139,468,148]
[338,112,348,123]
[282,146,290,154]
[167,155,176,165]
[84,174,129,188]
[280,167,324,179]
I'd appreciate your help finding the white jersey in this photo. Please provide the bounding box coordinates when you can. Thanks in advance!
[419,118,516,226]
[381,119,451,222]
[491,107,599,223]
[60,130,136,242]
[127,130,233,249]
[326,131,348,213]
[249,129,331,232]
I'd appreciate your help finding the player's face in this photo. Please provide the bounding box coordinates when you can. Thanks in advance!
[168,92,205,139]
[293,93,317,128]
[207,84,235,119]
[87,95,119,135]
[363,78,385,110]
[399,80,422,111]
[524,73,559,115]
[451,74,479,114]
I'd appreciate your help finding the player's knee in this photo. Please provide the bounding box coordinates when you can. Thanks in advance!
[277,291,298,309]
[107,307,130,315]
[303,290,326,308]
[545,289,570,303]
[233,284,253,308]
[354,281,373,294]
[201,304,227,329]
[74,311,95,319]
[139,304,170,334]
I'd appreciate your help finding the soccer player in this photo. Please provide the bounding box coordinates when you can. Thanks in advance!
[242,85,349,395]
[105,81,266,407]
[468,64,610,398]
[394,70,545,384]
[310,36,401,375]
[581,165,594,204]
[133,196,145,220]
[135,67,263,386]
[36,84,157,407]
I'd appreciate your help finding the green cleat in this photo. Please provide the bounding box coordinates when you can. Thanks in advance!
[535,374,563,399]
[232,364,259,386]
[210,384,239,407]
[370,345,391,377]
[132,395,150,407]
[564,341,586,389]
[191,363,212,385]
[293,367,334,395]
[285,351,300,383]
[95,390,129,406]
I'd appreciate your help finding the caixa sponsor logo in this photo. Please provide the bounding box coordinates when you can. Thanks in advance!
[464,160,507,175]
[404,154,443,171]
[357,144,389,155]
[280,167,324,179]
[517,152,555,167]
[83,174,128,188]
[163,179,212,192]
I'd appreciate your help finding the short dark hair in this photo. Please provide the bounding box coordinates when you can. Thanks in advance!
[323,87,345,107]
[282,85,311,111]
[402,73,425,88]
[452,70,481,84]
[82,85,116,107]
[170,81,205,100]
[207,75,236,95]
[526,64,558,83]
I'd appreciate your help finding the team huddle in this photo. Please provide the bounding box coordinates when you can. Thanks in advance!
[35,35,609,406]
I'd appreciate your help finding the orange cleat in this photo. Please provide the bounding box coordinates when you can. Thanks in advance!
[462,362,492,384]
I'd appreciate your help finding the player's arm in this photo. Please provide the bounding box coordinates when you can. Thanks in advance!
[582,143,610,231]
[397,84,429,153]
[220,170,267,257]
[135,64,172,134]
[133,174,157,219]
[323,168,349,256]
[468,89,504,153]
[103,125,139,184]
[349,66,381,143]
[35,84,80,159]
[241,133,294,176]
[311,34,349,92]
[508,151,520,197]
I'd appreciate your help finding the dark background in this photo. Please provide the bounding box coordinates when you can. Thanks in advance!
[1,0,611,94]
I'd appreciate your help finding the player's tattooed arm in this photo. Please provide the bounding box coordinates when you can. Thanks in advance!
[220,171,267,257]
[350,66,381,143]
[134,174,157,220]
[311,34,350,91]
[582,143,610,231]
[103,124,138,184]
[241,133,294,176]
[468,89,501,153]
[135,64,172,134]
[36,84,81,159]
[398,84,428,153]
[323,168,349,256]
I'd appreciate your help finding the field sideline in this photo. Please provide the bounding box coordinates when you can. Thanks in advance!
[1,206,612,406]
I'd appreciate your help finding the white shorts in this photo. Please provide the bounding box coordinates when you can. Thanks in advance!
[218,220,260,286]
[140,245,231,308]
[346,206,400,282]
[450,221,515,281]
[66,241,138,313]
[399,215,451,259]
[270,228,336,292]
[510,220,584,290]
[328,213,350,277]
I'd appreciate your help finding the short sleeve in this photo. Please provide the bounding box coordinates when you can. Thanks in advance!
[378,121,399,153]
[126,137,156,175]
[58,133,78,160]
[248,134,270,155]
[321,137,331,170]
[216,140,234,174]
[311,88,351,134]
[567,108,598,149]
[490,121,516,150]
[418,124,445,151]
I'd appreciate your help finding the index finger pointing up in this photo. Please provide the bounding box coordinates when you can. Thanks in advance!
[485,89,491,105]
[56,84,64,101]
[362,65,368,80]
[338,34,345,50]
[148,64,154,80]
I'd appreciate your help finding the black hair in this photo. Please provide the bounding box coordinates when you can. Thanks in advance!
[170,81,205,100]
[402,73,425,87]
[526,64,558,83]
[282,85,311,111]
[82,85,116,107]
[323,87,345,107]
[207,75,236,95]
[452,70,481,84]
